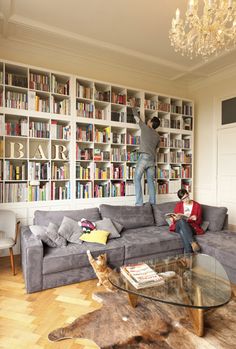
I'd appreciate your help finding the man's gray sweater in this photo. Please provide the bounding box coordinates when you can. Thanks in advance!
[132,108,160,160]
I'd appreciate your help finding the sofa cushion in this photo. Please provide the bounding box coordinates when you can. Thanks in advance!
[95,218,121,239]
[34,207,101,226]
[152,202,178,226]
[201,204,228,232]
[121,226,183,259]
[196,231,236,271]
[99,203,154,230]
[42,238,125,275]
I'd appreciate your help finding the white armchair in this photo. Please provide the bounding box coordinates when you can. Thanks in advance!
[0,210,20,275]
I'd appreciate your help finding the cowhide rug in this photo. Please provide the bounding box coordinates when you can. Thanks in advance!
[48,291,236,349]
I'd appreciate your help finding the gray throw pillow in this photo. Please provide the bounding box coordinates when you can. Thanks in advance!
[47,222,67,247]
[29,225,57,248]
[95,218,121,239]
[58,216,82,244]
[202,204,228,231]
[112,220,123,233]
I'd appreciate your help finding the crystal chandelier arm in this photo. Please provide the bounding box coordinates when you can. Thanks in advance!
[169,0,236,59]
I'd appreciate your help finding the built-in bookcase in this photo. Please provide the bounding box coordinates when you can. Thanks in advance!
[0,59,194,204]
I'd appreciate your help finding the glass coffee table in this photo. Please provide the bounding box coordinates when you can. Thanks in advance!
[109,253,232,336]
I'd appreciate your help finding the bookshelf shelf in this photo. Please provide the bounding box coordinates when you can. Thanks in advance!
[0,59,194,203]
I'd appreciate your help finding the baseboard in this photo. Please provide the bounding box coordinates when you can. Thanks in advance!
[228,224,236,232]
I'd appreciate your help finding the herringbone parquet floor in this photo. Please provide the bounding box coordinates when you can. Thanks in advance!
[0,256,101,349]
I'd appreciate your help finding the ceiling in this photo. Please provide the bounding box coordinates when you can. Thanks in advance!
[1,0,236,85]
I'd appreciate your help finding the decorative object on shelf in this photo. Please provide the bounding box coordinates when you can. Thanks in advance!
[169,0,236,59]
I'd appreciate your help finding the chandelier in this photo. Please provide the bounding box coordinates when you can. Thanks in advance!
[169,0,236,59]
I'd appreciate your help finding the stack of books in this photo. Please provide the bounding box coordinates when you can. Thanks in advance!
[120,263,165,289]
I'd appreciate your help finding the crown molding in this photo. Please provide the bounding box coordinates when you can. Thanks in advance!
[189,62,236,92]
[9,14,188,73]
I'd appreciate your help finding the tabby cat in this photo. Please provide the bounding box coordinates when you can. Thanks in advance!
[87,250,115,291]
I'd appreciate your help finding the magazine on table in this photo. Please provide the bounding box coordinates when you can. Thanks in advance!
[120,262,165,289]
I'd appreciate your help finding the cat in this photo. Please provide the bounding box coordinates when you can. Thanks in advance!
[87,250,116,292]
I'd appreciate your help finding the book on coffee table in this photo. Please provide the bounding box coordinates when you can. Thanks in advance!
[120,263,164,289]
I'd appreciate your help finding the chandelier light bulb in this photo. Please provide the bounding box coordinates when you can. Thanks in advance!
[169,0,236,59]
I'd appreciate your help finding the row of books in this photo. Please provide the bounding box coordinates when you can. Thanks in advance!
[29,121,50,138]
[51,76,70,95]
[51,121,71,140]
[76,181,92,199]
[5,73,27,88]
[77,83,93,99]
[4,161,27,180]
[94,182,110,198]
[51,163,69,180]
[29,73,50,92]
[29,162,49,180]
[76,163,91,180]
[5,91,28,109]
[74,181,135,199]
[5,118,28,137]
[76,102,94,118]
[94,89,110,102]
[76,124,93,142]
[111,92,126,105]
[94,127,110,143]
[52,99,70,115]
[111,111,126,122]
[28,182,50,201]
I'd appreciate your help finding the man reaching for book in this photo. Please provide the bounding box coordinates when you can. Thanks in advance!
[169,189,203,253]
[131,103,160,206]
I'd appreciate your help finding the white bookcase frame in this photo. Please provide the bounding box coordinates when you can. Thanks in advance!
[0,59,194,226]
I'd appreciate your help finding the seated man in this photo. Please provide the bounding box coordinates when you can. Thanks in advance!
[169,189,203,253]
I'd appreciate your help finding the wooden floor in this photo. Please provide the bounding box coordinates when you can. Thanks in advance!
[0,256,101,349]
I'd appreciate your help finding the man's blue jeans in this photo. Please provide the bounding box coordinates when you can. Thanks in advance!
[134,153,156,206]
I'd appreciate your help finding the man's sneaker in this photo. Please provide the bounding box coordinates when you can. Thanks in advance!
[191,241,201,252]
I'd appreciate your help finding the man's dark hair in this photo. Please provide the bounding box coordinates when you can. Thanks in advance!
[151,116,160,129]
[177,188,188,200]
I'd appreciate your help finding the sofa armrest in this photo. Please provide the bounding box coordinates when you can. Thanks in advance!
[20,226,43,293]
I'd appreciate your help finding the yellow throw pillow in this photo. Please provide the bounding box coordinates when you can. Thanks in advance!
[79,230,110,245]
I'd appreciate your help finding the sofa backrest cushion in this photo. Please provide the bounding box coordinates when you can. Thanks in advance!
[201,204,228,232]
[34,208,101,226]
[99,203,154,230]
[152,202,178,226]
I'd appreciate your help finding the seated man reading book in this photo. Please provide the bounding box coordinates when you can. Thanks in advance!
[168,189,203,253]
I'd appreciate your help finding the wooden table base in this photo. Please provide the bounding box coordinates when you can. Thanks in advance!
[127,286,205,337]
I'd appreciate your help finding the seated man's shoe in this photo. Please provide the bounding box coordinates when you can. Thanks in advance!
[191,241,201,252]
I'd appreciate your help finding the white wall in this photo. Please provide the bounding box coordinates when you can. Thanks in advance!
[189,66,236,227]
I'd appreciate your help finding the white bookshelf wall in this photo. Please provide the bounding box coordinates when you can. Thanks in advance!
[0,59,194,227]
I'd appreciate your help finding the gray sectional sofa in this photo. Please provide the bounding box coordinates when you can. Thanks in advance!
[21,201,236,293]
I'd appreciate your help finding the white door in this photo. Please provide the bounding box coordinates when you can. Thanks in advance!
[217,126,236,227]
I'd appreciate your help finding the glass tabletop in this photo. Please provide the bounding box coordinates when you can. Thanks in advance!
[109,253,232,309]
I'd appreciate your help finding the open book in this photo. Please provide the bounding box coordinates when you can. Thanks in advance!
[165,213,189,225]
